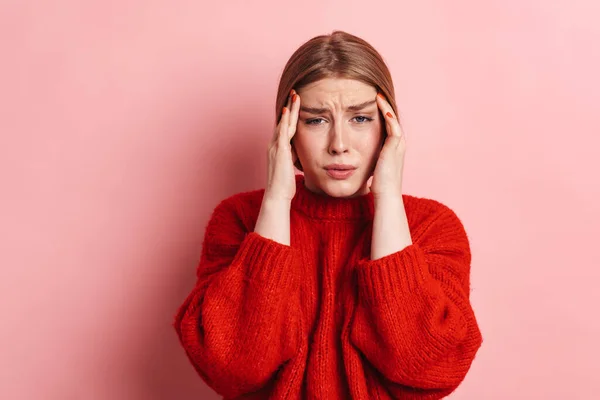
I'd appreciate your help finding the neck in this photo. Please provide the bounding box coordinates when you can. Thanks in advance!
[290,174,374,220]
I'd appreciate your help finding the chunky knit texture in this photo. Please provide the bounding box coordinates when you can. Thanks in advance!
[174,174,482,399]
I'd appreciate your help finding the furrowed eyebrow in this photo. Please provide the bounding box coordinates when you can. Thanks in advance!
[300,99,377,114]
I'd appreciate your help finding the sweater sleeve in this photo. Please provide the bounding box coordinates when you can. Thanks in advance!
[349,205,482,397]
[173,197,302,399]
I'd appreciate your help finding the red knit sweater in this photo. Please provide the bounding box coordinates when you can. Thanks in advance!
[174,174,482,399]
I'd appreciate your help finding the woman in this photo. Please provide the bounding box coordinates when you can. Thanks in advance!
[174,30,482,399]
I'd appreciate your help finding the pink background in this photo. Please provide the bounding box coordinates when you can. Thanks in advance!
[1,1,599,399]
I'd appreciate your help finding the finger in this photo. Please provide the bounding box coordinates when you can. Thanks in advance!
[376,93,405,139]
[288,89,300,140]
[271,91,293,142]
[284,92,292,140]
[271,95,292,145]
[277,91,294,147]
[271,97,290,143]
[278,104,291,147]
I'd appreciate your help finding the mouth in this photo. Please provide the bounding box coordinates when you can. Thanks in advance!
[324,164,357,180]
[324,164,357,171]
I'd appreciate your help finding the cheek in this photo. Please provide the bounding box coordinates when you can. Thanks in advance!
[293,129,321,151]
[291,131,312,160]
[357,126,384,153]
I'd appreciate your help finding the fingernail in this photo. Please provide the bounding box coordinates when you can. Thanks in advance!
[292,94,297,103]
[377,93,385,100]
[282,107,288,114]
[290,89,296,96]
[386,111,393,118]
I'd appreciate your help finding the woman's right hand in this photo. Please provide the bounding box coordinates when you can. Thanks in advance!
[265,89,301,202]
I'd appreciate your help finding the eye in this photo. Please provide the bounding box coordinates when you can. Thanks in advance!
[305,116,373,125]
[353,116,373,123]
[305,118,326,125]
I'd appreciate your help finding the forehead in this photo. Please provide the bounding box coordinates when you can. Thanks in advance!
[298,78,377,104]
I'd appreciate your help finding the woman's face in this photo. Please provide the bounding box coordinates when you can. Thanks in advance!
[292,78,385,198]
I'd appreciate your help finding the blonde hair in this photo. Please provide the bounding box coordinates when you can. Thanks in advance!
[275,30,399,171]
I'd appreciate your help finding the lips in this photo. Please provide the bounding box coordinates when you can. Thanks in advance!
[324,164,357,180]
[324,164,356,171]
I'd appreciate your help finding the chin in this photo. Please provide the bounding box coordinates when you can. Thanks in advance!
[319,175,367,198]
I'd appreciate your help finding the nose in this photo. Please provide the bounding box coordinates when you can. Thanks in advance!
[327,122,349,155]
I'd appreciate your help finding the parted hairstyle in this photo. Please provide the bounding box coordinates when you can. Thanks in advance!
[275,30,400,171]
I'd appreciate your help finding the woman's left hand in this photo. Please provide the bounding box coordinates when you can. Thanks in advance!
[369,92,407,199]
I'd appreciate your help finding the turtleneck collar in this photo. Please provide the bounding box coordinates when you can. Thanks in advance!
[291,174,375,221]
